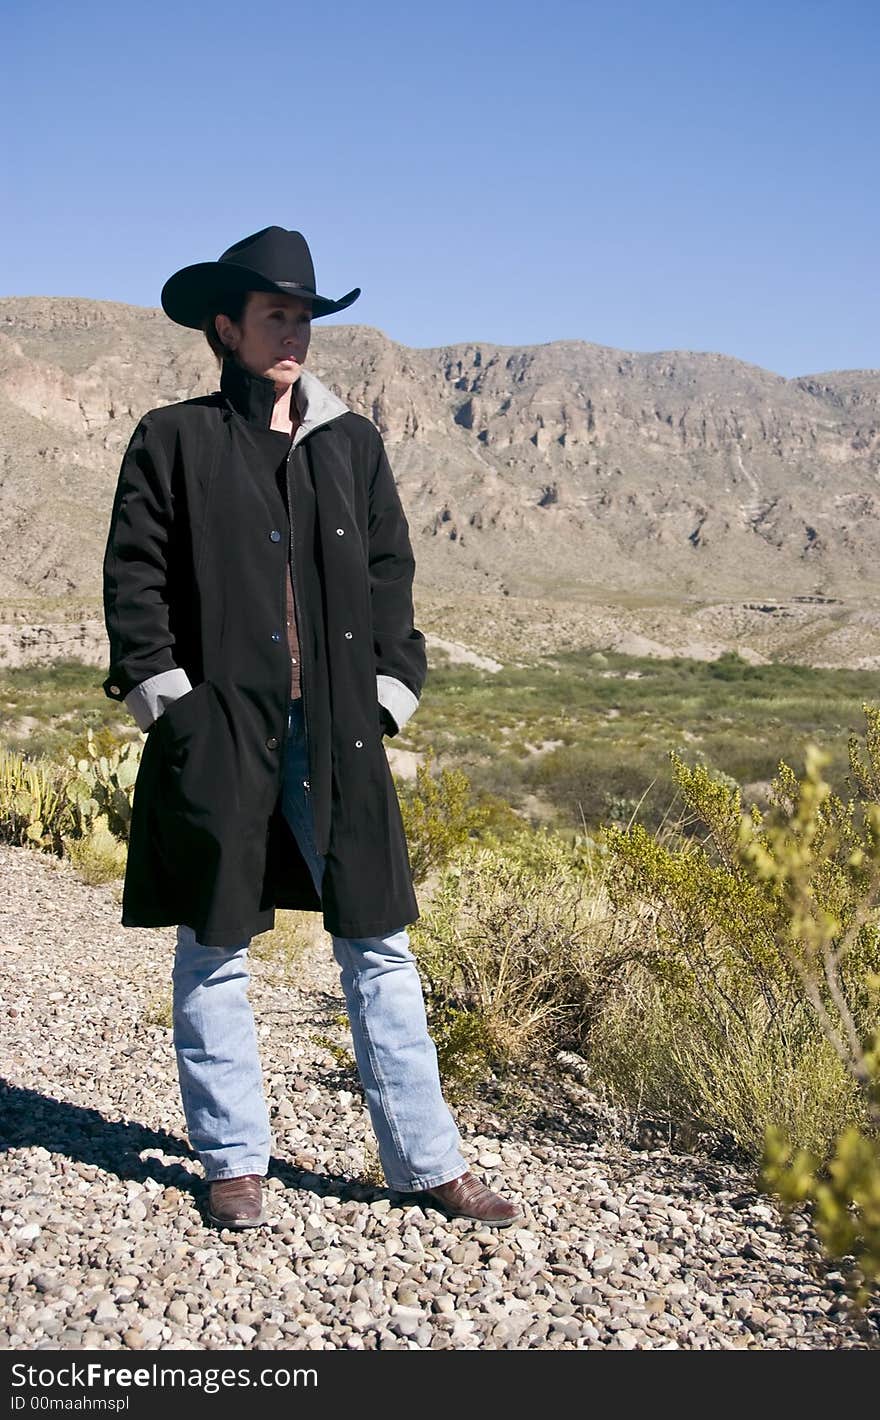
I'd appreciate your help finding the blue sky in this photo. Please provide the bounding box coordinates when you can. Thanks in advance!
[2,0,877,377]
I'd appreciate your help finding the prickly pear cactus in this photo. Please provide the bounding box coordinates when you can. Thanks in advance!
[65,727,141,840]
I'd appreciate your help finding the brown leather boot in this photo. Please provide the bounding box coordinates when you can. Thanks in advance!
[414,1171,525,1227]
[207,1174,266,1229]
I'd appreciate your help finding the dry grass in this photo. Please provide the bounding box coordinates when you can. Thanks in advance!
[61,828,127,885]
[143,989,173,1030]
[249,910,311,978]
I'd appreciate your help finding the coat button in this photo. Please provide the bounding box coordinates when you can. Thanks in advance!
[109,684,121,695]
[269,529,282,542]
[344,631,353,639]
[266,735,279,750]
[271,630,282,641]
[336,527,345,535]
[355,739,363,748]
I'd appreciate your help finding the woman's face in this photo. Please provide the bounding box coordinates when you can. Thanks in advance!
[216,290,312,390]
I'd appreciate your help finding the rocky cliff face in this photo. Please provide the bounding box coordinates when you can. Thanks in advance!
[1,295,878,617]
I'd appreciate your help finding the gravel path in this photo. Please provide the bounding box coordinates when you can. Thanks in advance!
[1,841,877,1351]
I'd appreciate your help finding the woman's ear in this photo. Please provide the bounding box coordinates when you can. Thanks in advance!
[214,313,238,352]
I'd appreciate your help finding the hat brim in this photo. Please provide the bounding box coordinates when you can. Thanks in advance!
[160,261,361,329]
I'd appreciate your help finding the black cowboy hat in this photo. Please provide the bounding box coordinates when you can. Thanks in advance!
[160,225,361,329]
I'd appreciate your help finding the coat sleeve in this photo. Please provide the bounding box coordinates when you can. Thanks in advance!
[101,413,193,730]
[368,429,427,736]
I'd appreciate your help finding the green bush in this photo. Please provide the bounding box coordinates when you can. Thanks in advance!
[411,825,630,1096]
[755,712,880,1295]
[61,820,128,884]
[599,737,879,1160]
[398,747,493,884]
[601,710,880,1293]
[584,956,862,1159]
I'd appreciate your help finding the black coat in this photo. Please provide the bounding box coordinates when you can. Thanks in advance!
[101,356,427,948]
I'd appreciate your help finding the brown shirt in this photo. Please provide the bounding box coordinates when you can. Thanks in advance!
[286,560,302,701]
[284,408,303,701]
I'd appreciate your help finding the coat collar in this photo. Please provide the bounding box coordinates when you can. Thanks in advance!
[219,356,349,445]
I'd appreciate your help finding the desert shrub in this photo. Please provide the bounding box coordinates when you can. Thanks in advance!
[398,747,493,884]
[764,1122,880,1301]
[600,740,879,1157]
[411,825,631,1095]
[62,822,128,884]
[585,953,862,1159]
[756,714,880,1295]
[426,1003,500,1098]
[602,710,880,1292]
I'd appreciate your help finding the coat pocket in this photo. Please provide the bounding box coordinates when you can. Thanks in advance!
[155,679,214,755]
[154,679,228,817]
[151,680,233,918]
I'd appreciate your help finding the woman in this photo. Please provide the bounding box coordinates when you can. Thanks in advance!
[102,225,523,1229]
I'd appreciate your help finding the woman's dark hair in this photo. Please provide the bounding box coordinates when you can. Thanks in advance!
[202,290,253,364]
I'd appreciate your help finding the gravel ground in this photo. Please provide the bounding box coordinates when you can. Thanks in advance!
[1,841,878,1352]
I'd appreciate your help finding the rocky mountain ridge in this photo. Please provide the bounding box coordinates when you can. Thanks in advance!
[1,296,879,671]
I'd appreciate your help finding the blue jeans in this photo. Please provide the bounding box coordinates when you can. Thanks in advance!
[171,697,467,1191]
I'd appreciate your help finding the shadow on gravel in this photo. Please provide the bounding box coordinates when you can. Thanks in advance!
[0,1079,415,1227]
[0,1079,199,1190]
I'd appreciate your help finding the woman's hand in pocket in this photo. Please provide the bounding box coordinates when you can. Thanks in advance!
[378,704,397,737]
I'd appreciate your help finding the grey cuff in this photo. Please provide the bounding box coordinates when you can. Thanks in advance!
[124,667,194,732]
[376,674,419,734]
